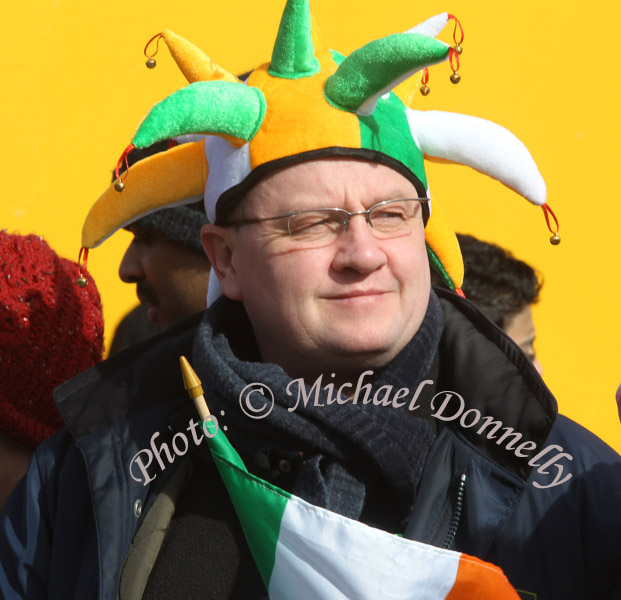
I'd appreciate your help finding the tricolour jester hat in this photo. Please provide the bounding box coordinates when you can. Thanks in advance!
[81,0,560,296]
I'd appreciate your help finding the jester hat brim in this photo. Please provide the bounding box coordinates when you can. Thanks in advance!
[82,2,553,294]
[82,140,207,248]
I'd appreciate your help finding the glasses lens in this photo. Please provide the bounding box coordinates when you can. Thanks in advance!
[287,210,345,242]
[368,200,417,235]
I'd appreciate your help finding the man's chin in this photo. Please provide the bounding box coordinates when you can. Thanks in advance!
[147,306,166,331]
[322,334,405,368]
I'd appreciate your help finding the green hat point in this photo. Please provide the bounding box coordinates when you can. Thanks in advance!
[325,33,449,114]
[132,81,266,148]
[268,0,320,79]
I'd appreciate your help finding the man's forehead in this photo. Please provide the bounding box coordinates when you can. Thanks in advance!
[125,222,146,235]
[243,158,419,208]
[125,221,165,241]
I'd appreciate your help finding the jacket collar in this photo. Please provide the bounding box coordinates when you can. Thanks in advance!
[435,287,557,480]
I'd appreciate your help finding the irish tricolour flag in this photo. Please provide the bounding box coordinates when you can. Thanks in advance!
[202,420,519,599]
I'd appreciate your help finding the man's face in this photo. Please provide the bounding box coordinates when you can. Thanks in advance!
[504,305,543,376]
[203,158,430,379]
[119,225,210,330]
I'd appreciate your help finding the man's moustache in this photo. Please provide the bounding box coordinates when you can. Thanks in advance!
[136,281,158,307]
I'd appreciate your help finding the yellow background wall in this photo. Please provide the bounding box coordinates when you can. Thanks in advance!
[1,0,619,451]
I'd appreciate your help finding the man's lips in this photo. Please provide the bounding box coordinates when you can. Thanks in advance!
[324,289,391,300]
[136,282,158,308]
[137,292,156,308]
[136,286,159,323]
[146,306,158,324]
[136,294,159,324]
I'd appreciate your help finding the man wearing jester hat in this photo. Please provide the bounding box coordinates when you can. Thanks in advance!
[1,2,619,599]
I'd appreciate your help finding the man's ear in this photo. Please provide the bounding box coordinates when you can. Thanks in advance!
[201,224,243,301]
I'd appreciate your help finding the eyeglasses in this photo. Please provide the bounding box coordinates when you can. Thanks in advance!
[227,198,429,246]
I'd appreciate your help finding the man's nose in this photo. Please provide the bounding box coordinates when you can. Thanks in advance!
[331,215,387,274]
[118,241,144,283]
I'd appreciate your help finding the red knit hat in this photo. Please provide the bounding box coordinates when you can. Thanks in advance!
[0,232,104,448]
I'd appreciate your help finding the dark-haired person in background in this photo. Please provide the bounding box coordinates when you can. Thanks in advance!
[432,233,543,375]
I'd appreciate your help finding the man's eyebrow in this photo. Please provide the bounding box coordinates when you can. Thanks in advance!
[371,189,421,201]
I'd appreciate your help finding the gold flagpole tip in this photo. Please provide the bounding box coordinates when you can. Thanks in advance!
[179,356,211,421]
[179,355,204,399]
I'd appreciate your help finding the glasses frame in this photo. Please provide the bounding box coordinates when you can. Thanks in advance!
[226,198,430,237]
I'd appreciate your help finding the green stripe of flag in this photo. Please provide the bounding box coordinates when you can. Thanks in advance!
[203,419,291,587]
[201,419,519,599]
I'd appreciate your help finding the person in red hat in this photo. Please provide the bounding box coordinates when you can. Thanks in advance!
[0,231,104,509]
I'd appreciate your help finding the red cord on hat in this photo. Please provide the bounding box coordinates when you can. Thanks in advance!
[446,14,464,83]
[447,14,464,47]
[76,247,90,287]
[78,246,89,271]
[541,203,561,245]
[113,143,136,192]
[420,68,430,96]
[449,48,460,74]
[144,33,164,68]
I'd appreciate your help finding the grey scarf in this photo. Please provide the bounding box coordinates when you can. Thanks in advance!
[192,291,444,528]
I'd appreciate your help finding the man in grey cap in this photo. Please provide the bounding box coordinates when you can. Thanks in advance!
[110,141,211,352]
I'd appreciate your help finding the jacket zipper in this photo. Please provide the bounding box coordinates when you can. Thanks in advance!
[443,473,467,549]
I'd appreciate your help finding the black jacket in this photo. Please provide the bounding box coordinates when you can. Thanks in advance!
[1,291,619,599]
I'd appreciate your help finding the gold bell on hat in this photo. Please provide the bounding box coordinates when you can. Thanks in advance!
[448,45,461,85]
[420,68,430,96]
[541,204,561,246]
[114,180,125,192]
[76,247,89,287]
[143,33,163,70]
